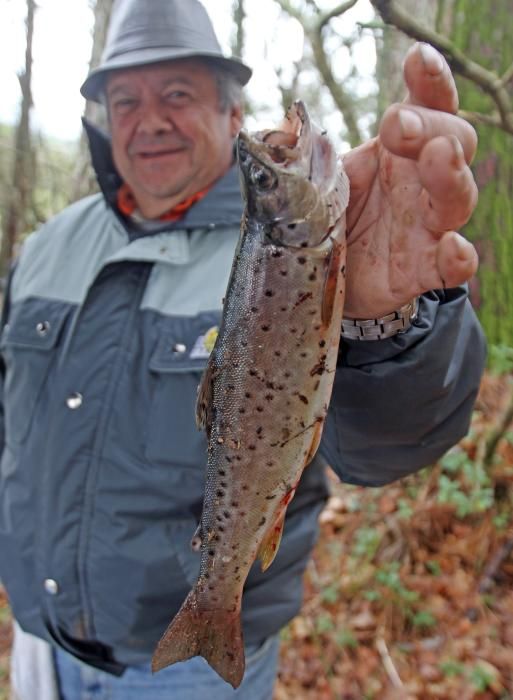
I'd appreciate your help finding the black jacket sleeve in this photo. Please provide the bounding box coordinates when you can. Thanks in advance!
[320,286,486,486]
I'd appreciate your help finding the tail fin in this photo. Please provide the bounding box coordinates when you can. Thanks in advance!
[151,590,245,689]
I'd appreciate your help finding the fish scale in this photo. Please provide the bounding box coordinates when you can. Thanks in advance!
[152,100,350,688]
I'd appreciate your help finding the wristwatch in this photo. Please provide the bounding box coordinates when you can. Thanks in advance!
[340,297,419,341]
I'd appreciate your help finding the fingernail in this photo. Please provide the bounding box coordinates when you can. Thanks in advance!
[420,43,444,75]
[453,234,475,260]
[450,135,465,169]
[398,109,423,139]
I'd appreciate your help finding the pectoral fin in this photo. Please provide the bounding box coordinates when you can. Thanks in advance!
[195,357,216,437]
[258,511,286,572]
[321,239,344,327]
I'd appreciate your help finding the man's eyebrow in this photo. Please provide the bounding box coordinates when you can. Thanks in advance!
[107,75,196,98]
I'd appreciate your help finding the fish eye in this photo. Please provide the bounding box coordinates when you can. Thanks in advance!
[249,163,276,191]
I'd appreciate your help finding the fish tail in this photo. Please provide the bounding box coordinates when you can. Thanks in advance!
[151,590,245,689]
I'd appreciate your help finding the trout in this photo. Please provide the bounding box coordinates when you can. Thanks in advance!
[152,101,350,687]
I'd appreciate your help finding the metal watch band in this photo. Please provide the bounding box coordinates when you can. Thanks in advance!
[341,297,419,341]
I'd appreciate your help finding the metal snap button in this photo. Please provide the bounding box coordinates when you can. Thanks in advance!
[171,343,187,354]
[44,578,59,595]
[66,392,83,410]
[36,321,51,337]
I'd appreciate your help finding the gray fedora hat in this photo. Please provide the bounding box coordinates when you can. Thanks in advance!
[81,0,252,103]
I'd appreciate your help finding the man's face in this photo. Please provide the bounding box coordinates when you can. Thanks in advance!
[106,59,242,218]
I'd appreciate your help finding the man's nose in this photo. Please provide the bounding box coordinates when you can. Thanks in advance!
[136,101,174,135]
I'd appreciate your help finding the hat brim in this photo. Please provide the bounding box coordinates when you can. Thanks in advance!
[81,47,252,103]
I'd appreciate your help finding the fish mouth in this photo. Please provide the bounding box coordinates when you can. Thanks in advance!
[238,100,313,173]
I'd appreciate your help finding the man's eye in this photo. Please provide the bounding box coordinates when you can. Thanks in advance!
[164,91,191,103]
[113,98,138,112]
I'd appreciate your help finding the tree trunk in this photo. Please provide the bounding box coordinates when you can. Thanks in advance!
[0,0,36,276]
[231,0,245,60]
[71,0,115,201]
[449,0,513,345]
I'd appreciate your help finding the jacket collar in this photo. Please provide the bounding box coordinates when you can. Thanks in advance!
[83,119,244,234]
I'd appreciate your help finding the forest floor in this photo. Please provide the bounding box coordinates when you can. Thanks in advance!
[1,371,513,699]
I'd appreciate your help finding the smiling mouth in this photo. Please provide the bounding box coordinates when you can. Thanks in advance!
[136,148,186,160]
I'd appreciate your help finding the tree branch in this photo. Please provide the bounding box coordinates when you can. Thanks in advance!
[318,0,358,32]
[371,0,513,135]
[276,0,363,146]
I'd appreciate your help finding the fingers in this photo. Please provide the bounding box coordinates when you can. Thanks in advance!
[403,42,458,114]
[418,135,478,232]
[436,231,479,288]
[380,103,477,164]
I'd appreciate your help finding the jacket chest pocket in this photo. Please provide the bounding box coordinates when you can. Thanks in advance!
[1,302,70,447]
[144,315,220,470]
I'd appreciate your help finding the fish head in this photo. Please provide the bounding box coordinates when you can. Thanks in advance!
[237,101,348,247]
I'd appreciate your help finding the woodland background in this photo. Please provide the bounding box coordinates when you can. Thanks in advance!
[1,0,513,698]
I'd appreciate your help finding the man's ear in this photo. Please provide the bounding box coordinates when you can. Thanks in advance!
[230,103,243,137]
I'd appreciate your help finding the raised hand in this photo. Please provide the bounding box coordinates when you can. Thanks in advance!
[342,42,479,320]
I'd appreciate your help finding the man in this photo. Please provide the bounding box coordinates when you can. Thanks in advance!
[2,0,485,698]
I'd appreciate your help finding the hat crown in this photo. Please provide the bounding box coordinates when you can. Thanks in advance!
[103,0,222,62]
[80,0,251,102]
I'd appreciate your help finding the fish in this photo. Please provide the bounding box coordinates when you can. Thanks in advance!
[151,100,350,688]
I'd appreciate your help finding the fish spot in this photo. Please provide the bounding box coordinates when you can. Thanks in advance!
[258,517,266,527]
[232,501,239,507]
[288,223,296,229]
[218,525,225,532]
[250,306,258,313]
[256,426,263,435]
[280,270,288,277]
[220,481,228,489]
[249,368,258,376]
[216,515,223,522]
[314,380,320,390]
[274,350,282,357]
[242,484,249,491]
[271,248,283,257]
[219,468,227,475]
[297,257,306,265]
[256,406,264,412]
[208,549,215,556]
[309,273,317,281]
[238,407,246,414]
[216,490,225,498]
[341,265,346,276]
[265,289,275,297]
[300,352,308,358]
[265,393,274,401]
[298,394,309,404]
[266,493,277,499]
[266,461,274,467]
[284,371,291,378]
[223,510,231,519]
[261,324,270,332]
[248,444,256,450]
[245,391,252,398]
[319,340,326,348]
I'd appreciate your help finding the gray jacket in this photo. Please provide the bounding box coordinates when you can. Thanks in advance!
[0,125,486,674]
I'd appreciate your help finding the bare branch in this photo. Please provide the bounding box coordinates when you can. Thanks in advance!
[318,0,358,32]
[500,61,513,88]
[276,0,363,146]
[459,110,513,137]
[371,0,513,134]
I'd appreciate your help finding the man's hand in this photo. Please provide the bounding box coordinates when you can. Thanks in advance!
[342,42,478,319]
